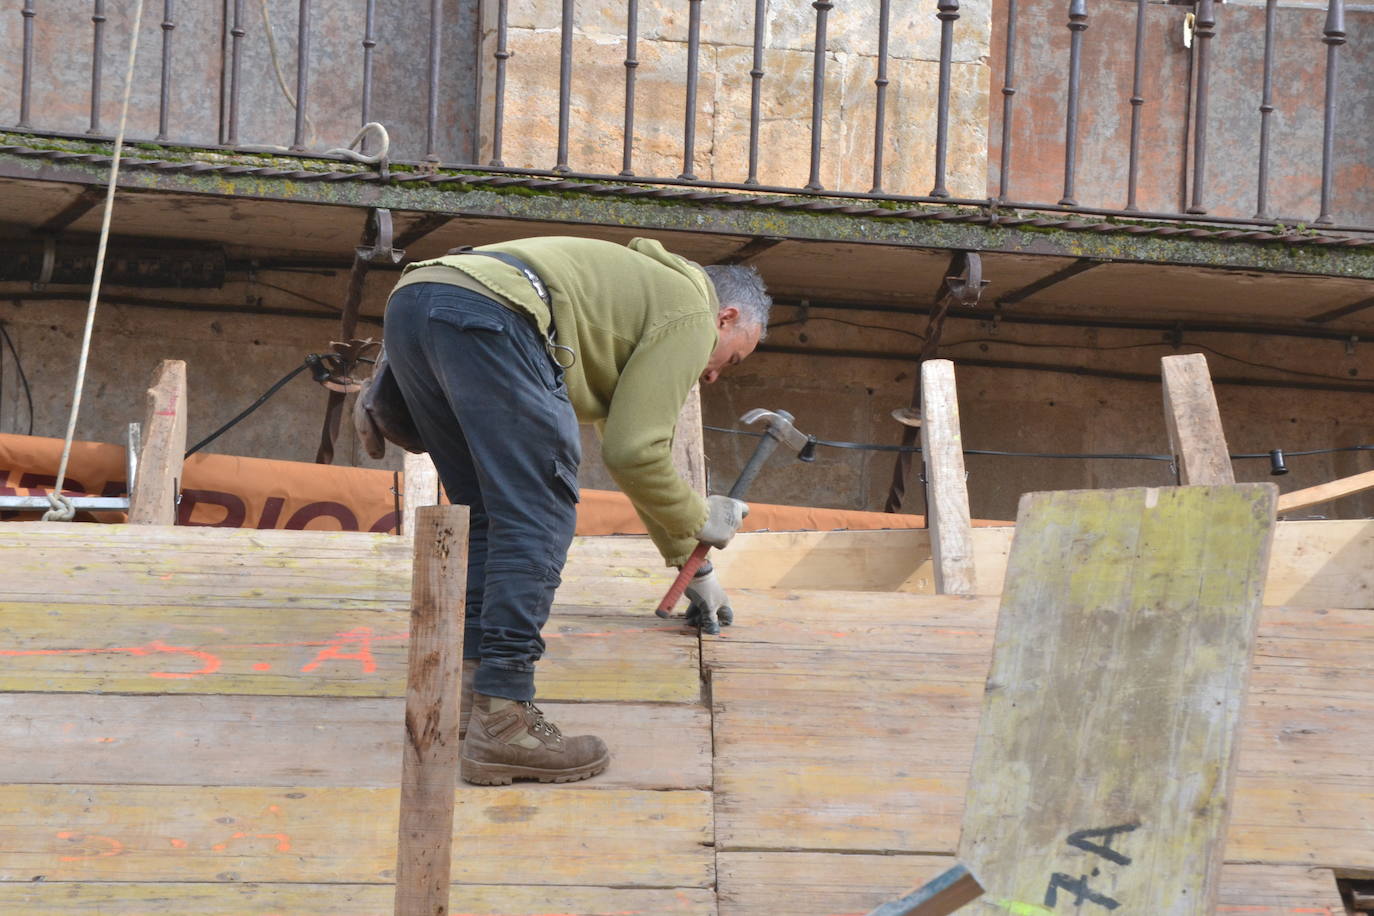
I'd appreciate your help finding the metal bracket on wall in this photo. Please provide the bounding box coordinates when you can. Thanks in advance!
[314,207,404,465]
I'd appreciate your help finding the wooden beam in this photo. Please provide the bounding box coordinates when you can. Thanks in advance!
[394,504,468,916]
[672,384,707,497]
[127,359,187,525]
[960,484,1278,915]
[919,359,975,595]
[864,864,984,916]
[1278,467,1374,514]
[1161,353,1235,485]
[401,451,441,534]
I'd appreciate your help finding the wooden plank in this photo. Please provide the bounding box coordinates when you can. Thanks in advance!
[401,452,441,534]
[128,359,188,525]
[0,695,712,790]
[0,603,701,702]
[919,359,975,595]
[864,864,983,916]
[0,523,412,608]
[718,855,1346,916]
[0,882,718,916]
[396,505,467,916]
[959,485,1277,916]
[1264,520,1374,608]
[0,784,714,887]
[718,853,964,916]
[1217,865,1345,916]
[672,383,707,497]
[1278,467,1374,514]
[1161,353,1236,485]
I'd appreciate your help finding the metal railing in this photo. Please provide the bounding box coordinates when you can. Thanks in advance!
[4,0,1369,233]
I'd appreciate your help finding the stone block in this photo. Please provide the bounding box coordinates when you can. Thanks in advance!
[835,55,990,199]
[761,0,991,63]
[478,29,717,179]
[709,45,852,190]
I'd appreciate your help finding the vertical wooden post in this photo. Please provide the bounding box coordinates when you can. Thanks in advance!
[402,451,442,534]
[395,504,468,916]
[127,359,187,525]
[919,359,975,595]
[672,383,708,497]
[1161,353,1235,485]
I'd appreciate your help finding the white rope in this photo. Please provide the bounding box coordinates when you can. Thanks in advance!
[44,0,147,522]
[326,122,391,165]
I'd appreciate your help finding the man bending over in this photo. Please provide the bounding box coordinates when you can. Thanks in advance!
[382,236,772,785]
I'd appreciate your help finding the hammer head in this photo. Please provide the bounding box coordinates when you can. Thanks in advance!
[740,408,810,455]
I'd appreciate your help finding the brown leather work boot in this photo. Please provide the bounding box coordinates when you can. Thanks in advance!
[460,693,609,786]
[458,666,476,740]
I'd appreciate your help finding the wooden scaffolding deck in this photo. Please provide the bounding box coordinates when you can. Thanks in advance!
[0,523,1370,915]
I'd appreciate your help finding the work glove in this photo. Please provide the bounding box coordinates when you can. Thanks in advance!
[694,494,750,549]
[684,561,734,633]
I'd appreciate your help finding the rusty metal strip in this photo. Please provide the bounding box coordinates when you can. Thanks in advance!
[996,257,1103,308]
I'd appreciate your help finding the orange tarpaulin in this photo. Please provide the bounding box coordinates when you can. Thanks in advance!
[0,433,1005,536]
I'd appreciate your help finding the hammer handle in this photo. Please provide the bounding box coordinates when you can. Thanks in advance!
[655,542,711,618]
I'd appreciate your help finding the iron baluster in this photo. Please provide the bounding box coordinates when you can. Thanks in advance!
[1125,0,1146,210]
[361,0,376,127]
[226,0,245,145]
[681,0,702,180]
[621,0,639,176]
[871,0,892,194]
[555,0,573,172]
[997,0,1018,202]
[1186,0,1215,214]
[157,0,175,141]
[19,0,36,129]
[746,0,766,184]
[490,0,509,166]
[805,0,833,192]
[290,0,312,151]
[1059,0,1087,206]
[89,0,107,135]
[931,0,959,198]
[425,0,442,161]
[1316,0,1346,225]
[1254,0,1277,219]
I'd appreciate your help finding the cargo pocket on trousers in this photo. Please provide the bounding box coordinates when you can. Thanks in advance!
[553,459,580,504]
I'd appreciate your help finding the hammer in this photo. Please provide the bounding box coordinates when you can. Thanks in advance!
[655,408,814,628]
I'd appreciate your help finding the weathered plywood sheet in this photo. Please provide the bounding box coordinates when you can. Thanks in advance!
[960,485,1277,916]
[0,882,718,915]
[0,603,700,702]
[0,784,713,888]
[0,695,712,790]
[717,854,1345,916]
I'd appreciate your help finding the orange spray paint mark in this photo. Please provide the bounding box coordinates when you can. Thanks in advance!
[0,640,222,679]
[55,831,124,861]
[169,838,187,849]
[212,831,292,853]
[252,662,272,671]
[301,627,377,674]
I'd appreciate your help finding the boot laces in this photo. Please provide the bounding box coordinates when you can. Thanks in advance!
[521,701,562,739]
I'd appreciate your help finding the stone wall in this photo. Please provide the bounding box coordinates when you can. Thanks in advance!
[479,0,991,197]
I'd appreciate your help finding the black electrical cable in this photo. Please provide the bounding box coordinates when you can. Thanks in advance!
[185,362,311,458]
[0,322,35,436]
[703,425,1374,463]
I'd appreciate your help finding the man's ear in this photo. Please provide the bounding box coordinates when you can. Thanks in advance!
[717,304,741,329]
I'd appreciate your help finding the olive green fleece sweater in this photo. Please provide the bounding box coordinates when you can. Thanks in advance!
[393,236,717,566]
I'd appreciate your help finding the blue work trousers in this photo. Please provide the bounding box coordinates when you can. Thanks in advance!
[383,283,581,702]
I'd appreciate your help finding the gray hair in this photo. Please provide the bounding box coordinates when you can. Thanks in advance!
[704,264,772,340]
